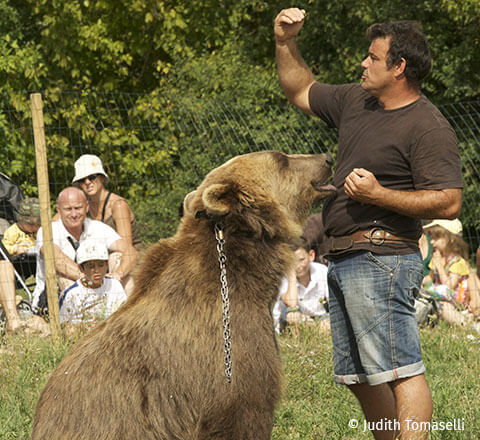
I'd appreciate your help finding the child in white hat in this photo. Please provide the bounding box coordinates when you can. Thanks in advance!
[423,220,479,332]
[59,240,127,326]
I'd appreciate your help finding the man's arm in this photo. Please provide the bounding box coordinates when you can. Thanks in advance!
[40,244,83,281]
[344,168,462,219]
[280,269,299,309]
[275,8,316,114]
[108,238,139,280]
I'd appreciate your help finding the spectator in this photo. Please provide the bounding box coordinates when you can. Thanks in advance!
[59,240,126,326]
[423,219,480,331]
[72,154,141,295]
[31,186,138,312]
[273,238,329,333]
[302,212,328,265]
[0,197,49,334]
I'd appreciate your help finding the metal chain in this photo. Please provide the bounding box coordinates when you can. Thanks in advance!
[214,223,232,383]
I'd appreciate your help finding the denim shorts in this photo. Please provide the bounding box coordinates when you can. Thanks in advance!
[328,251,426,386]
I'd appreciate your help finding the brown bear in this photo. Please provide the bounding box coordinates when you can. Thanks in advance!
[31,150,335,440]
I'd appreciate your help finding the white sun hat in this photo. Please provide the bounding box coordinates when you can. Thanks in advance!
[72,154,108,183]
[423,218,463,236]
[76,240,109,265]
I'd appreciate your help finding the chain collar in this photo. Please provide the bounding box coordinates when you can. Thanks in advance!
[214,223,232,383]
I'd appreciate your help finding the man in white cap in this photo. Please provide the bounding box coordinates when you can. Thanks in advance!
[32,187,138,312]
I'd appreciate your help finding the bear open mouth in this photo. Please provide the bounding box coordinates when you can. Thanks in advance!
[311,181,337,197]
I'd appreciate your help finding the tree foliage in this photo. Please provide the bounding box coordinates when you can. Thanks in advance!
[0,0,479,245]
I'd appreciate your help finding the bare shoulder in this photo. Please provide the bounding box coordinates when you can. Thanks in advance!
[109,193,133,215]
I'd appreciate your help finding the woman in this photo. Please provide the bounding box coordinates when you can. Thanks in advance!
[72,154,140,294]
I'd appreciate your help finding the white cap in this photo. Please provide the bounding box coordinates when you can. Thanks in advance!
[72,154,108,183]
[423,219,463,236]
[76,240,109,265]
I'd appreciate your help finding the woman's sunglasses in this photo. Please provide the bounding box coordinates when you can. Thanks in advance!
[78,174,100,184]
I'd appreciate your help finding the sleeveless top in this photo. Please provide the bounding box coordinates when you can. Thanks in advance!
[98,191,142,249]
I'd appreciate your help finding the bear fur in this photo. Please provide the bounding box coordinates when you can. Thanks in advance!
[31,151,334,440]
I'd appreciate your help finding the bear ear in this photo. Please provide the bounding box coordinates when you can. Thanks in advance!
[202,183,232,216]
[182,190,198,218]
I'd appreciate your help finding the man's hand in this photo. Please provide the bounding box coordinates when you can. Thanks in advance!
[274,8,306,43]
[344,168,382,204]
[108,271,124,282]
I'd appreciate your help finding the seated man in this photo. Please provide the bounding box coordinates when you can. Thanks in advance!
[31,186,138,313]
[272,238,329,333]
[0,197,49,334]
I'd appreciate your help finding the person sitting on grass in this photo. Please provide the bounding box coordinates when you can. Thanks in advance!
[31,186,138,314]
[72,154,141,296]
[273,238,329,333]
[59,240,127,327]
[0,197,49,335]
[422,219,480,332]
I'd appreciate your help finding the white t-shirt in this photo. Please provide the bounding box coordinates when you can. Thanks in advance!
[272,262,329,332]
[32,218,121,308]
[59,277,127,324]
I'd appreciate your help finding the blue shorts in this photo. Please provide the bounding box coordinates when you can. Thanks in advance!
[328,251,425,386]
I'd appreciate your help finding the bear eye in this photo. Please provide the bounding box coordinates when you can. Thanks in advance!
[275,153,289,169]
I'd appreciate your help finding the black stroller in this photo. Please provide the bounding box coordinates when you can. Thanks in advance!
[0,173,35,327]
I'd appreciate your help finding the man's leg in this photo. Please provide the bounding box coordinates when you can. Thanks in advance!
[349,383,398,440]
[349,375,432,440]
[0,260,23,332]
[390,374,432,440]
[331,251,429,439]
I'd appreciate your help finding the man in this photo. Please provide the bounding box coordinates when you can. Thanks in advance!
[31,186,138,311]
[275,9,462,440]
[272,238,329,333]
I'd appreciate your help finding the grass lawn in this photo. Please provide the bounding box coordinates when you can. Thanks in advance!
[1,322,478,439]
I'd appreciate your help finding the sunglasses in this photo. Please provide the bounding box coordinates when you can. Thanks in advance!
[78,174,100,184]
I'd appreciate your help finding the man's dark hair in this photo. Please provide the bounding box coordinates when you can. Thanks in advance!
[366,21,431,89]
[290,236,313,253]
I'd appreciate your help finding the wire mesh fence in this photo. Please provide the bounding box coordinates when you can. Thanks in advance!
[0,91,479,256]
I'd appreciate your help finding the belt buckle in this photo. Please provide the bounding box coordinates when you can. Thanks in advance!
[369,227,385,245]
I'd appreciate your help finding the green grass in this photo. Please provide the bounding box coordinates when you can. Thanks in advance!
[1,322,479,439]
[272,323,480,439]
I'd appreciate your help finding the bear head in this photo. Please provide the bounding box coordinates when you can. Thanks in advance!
[182,151,335,242]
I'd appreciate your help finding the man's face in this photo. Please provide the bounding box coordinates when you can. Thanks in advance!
[294,247,314,279]
[360,37,395,97]
[57,192,88,231]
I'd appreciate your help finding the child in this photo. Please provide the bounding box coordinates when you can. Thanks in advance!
[423,219,479,331]
[0,197,49,334]
[272,238,329,333]
[59,240,127,325]
[2,197,41,257]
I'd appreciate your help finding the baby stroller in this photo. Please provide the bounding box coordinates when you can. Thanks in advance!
[0,173,35,328]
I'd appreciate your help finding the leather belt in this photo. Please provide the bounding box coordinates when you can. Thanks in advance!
[326,227,418,253]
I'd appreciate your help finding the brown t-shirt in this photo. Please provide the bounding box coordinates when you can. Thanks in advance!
[309,83,463,255]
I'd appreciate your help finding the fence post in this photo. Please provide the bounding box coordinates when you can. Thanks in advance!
[30,93,61,338]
